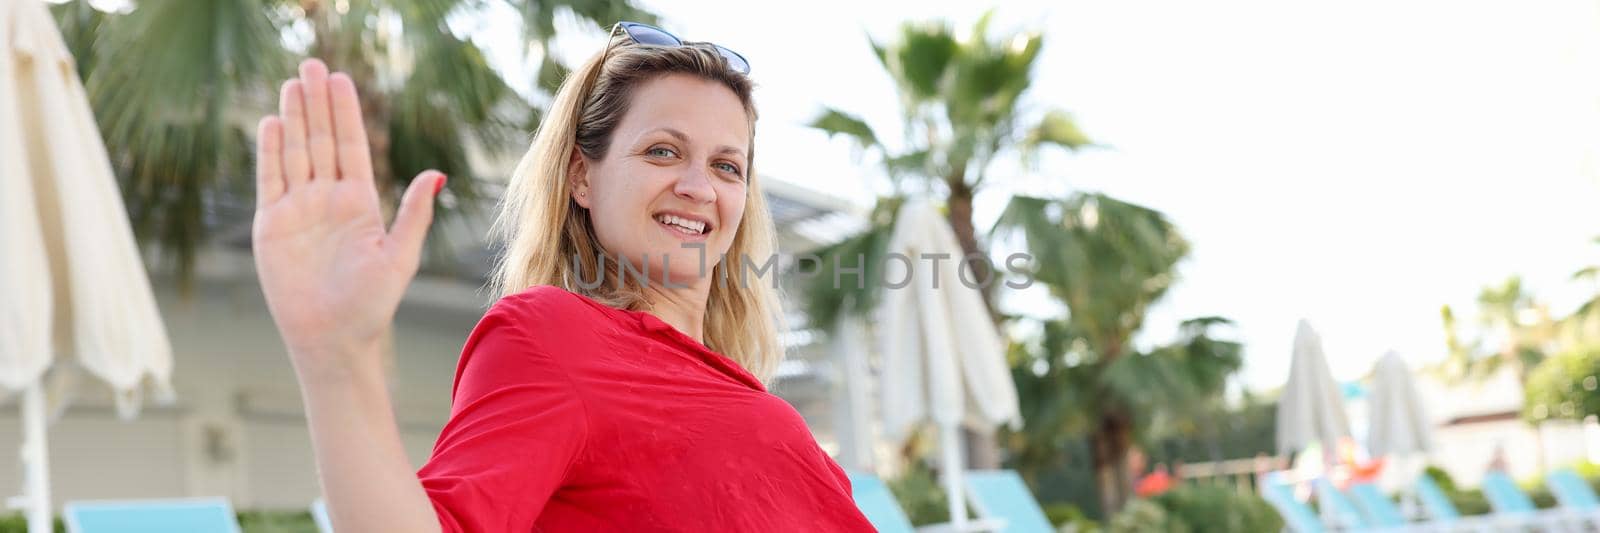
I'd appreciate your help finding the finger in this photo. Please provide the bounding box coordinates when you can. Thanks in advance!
[299,59,338,181]
[256,116,285,208]
[329,72,373,184]
[279,80,311,189]
[386,171,446,266]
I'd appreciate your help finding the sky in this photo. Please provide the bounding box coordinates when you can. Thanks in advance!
[59,0,1597,391]
[446,0,1600,391]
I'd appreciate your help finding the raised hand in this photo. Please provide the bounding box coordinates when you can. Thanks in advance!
[253,58,446,376]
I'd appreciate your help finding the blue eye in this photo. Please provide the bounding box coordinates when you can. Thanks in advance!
[714,162,742,175]
[647,146,678,158]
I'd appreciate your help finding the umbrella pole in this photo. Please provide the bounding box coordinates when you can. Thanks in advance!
[941,423,968,531]
[20,383,51,533]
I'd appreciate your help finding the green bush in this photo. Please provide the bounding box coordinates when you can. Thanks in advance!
[1151,484,1283,533]
[236,510,318,532]
[1573,460,1600,479]
[1044,502,1101,532]
[1424,466,1457,492]
[886,461,953,526]
[1420,464,1600,516]
[1107,499,1181,533]
[0,514,63,533]
[1523,347,1600,422]
[1424,467,1489,515]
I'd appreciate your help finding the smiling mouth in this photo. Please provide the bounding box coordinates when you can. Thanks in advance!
[654,213,709,236]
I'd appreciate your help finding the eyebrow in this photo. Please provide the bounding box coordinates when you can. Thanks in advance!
[647,127,747,160]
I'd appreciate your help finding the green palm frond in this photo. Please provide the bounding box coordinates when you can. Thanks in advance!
[808,108,882,152]
[944,27,1041,131]
[1007,324,1101,470]
[536,51,571,94]
[389,97,475,193]
[513,0,657,94]
[796,198,904,331]
[1439,275,1562,384]
[993,194,1190,354]
[83,0,290,282]
[1021,110,1092,166]
[48,0,107,81]
[514,0,657,45]
[880,22,959,106]
[1162,317,1243,403]
[1572,298,1600,325]
[884,149,931,180]
[390,0,464,23]
[406,42,504,121]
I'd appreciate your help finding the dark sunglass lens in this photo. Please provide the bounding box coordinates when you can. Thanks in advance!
[715,46,750,74]
[622,23,680,46]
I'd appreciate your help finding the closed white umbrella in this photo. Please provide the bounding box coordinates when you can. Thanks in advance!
[1367,351,1433,513]
[878,200,1021,531]
[1275,319,1350,456]
[1,2,174,532]
[1367,351,1432,457]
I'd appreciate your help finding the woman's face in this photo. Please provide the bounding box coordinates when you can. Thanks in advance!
[572,73,751,287]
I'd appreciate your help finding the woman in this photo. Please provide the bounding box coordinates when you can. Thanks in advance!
[252,22,875,532]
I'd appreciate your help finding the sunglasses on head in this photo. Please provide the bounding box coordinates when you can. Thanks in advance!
[598,21,751,75]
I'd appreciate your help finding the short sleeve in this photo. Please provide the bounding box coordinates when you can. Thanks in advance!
[417,297,589,532]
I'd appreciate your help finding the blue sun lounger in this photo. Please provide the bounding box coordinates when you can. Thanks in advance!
[1314,478,1372,530]
[962,470,1053,533]
[1412,474,1459,524]
[847,471,918,533]
[1347,483,1408,528]
[1261,480,1326,533]
[1546,468,1600,528]
[64,497,241,533]
[1482,471,1574,531]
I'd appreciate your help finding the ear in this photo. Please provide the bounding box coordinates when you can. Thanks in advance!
[568,148,591,209]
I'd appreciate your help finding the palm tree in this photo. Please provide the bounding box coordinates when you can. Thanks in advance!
[797,18,1247,515]
[1439,276,1566,472]
[799,12,1090,472]
[1438,276,1557,383]
[1564,236,1600,341]
[51,0,654,286]
[803,12,1090,326]
[994,194,1241,516]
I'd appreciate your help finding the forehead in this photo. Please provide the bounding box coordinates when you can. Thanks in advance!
[616,73,752,152]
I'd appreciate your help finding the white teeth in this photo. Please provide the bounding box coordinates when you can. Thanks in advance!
[655,214,706,234]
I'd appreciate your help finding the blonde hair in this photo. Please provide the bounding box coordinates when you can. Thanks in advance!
[489,34,787,383]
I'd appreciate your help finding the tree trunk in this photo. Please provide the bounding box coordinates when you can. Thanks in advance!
[945,179,997,321]
[962,429,1002,470]
[943,176,1009,469]
[1090,410,1135,518]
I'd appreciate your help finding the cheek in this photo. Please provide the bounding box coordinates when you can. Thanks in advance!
[718,189,747,243]
[586,177,648,245]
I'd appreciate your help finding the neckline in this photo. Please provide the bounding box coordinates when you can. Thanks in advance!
[559,287,768,392]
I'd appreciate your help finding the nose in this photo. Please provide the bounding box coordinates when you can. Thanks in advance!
[672,165,717,205]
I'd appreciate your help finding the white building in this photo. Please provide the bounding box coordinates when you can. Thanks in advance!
[1412,367,1600,488]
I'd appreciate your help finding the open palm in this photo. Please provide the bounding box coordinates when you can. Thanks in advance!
[252,59,444,365]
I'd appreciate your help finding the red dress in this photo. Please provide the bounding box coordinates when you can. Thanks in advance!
[416,285,875,532]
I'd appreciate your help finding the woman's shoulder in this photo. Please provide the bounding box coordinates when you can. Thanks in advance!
[479,285,610,336]
[492,284,590,314]
[455,285,609,382]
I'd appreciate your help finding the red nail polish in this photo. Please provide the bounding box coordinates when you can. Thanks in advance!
[433,175,447,196]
